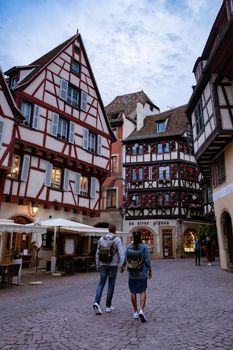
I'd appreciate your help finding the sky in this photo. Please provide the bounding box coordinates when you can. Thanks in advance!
[0,0,222,112]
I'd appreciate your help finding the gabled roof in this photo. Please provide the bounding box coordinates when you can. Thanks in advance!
[4,33,115,140]
[105,90,159,121]
[0,67,24,122]
[124,105,188,142]
[5,34,77,89]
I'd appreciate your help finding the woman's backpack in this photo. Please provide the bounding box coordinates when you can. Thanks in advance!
[126,245,144,271]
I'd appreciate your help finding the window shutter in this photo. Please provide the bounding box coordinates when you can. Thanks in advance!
[50,113,59,136]
[97,135,102,155]
[45,162,52,187]
[59,79,68,100]
[74,173,81,194]
[21,155,30,181]
[90,177,96,198]
[83,128,89,149]
[32,105,40,129]
[0,120,4,149]
[63,169,69,191]
[69,121,75,144]
[80,91,88,111]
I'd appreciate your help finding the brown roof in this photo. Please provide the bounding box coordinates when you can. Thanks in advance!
[0,68,24,122]
[5,34,78,89]
[124,105,188,141]
[105,91,159,120]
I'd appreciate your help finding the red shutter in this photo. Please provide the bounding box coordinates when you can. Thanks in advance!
[126,167,131,181]
[143,166,149,180]
[152,165,158,179]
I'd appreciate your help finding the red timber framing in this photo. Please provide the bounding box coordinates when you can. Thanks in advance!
[2,33,115,216]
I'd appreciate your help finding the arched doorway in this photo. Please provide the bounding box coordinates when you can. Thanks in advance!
[183,229,197,253]
[221,211,233,264]
[132,228,154,256]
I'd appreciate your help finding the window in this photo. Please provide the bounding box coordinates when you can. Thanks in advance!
[71,60,80,75]
[80,175,88,196]
[11,77,18,88]
[51,167,62,189]
[67,85,79,107]
[158,193,170,206]
[83,128,102,155]
[42,232,54,249]
[157,121,165,133]
[131,194,141,207]
[50,113,75,143]
[158,142,169,154]
[132,167,143,181]
[212,153,225,187]
[58,117,68,139]
[194,101,204,135]
[20,101,40,129]
[159,166,170,179]
[111,156,118,174]
[131,144,144,155]
[59,79,80,108]
[106,189,117,208]
[8,155,21,179]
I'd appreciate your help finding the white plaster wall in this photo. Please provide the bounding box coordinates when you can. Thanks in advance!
[24,72,46,96]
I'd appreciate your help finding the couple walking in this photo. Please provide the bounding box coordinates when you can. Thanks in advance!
[93,224,152,322]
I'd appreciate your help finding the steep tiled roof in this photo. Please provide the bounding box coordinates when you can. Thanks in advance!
[105,91,159,120]
[6,34,78,89]
[124,105,188,141]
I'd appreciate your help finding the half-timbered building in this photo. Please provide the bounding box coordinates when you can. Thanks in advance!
[187,0,233,271]
[0,32,114,268]
[123,105,206,259]
[91,91,159,233]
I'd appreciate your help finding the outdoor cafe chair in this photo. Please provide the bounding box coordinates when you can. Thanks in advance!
[6,264,20,287]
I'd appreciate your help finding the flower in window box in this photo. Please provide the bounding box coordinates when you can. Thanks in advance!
[11,249,22,259]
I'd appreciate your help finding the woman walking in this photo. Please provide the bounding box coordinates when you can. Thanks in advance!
[121,231,152,322]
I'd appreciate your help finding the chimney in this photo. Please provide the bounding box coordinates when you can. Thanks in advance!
[136,102,146,131]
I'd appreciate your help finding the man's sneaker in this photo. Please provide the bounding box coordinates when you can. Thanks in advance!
[93,302,103,315]
[133,311,139,319]
[106,306,115,313]
[139,310,147,323]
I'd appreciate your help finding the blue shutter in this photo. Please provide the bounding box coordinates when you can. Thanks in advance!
[90,177,96,198]
[21,155,30,181]
[0,120,4,149]
[59,79,68,100]
[80,91,88,111]
[75,173,81,194]
[83,128,89,150]
[32,105,40,129]
[97,135,102,155]
[63,169,69,191]
[69,121,75,144]
[50,113,59,136]
[45,162,52,187]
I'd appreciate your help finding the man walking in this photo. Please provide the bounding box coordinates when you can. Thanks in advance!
[93,224,124,315]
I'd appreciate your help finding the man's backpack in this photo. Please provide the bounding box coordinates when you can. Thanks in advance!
[98,236,117,263]
[126,245,144,271]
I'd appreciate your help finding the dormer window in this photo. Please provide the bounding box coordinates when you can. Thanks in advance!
[11,76,18,88]
[157,121,165,133]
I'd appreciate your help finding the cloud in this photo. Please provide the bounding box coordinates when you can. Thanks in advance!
[0,0,222,111]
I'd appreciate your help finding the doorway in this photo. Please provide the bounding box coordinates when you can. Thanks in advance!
[163,230,173,258]
[222,211,233,264]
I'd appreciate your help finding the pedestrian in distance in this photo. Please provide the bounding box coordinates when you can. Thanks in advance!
[194,237,201,266]
[206,235,212,266]
[121,230,152,323]
[93,224,124,315]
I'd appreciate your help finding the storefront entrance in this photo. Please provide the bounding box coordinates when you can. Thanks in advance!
[162,230,173,258]
[140,228,154,255]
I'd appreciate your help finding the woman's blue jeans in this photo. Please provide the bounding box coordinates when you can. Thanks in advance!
[95,265,118,307]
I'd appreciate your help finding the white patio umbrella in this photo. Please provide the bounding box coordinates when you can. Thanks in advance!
[27,218,99,273]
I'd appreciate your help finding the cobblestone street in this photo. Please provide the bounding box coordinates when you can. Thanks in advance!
[0,258,233,350]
